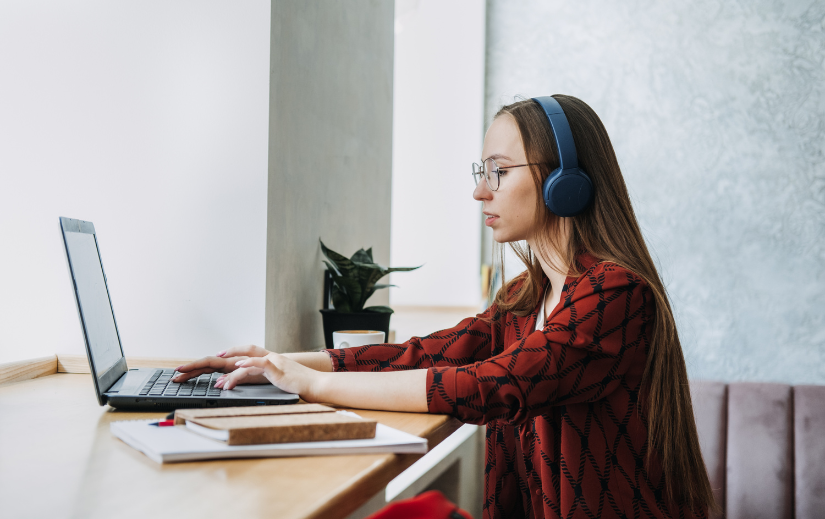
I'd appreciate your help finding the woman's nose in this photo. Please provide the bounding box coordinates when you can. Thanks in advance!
[473,179,491,201]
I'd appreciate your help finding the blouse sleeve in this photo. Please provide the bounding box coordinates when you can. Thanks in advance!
[325,305,500,372]
[426,265,653,426]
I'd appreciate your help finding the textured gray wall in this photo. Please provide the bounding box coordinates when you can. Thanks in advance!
[485,0,825,383]
[266,1,393,352]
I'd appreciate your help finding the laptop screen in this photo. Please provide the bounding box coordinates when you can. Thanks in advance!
[63,231,124,377]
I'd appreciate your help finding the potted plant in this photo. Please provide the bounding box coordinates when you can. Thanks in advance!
[319,240,420,349]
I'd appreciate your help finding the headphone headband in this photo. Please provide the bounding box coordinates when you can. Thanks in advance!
[531,96,579,170]
[531,95,593,217]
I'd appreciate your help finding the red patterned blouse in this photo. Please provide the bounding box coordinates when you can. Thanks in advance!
[326,254,706,519]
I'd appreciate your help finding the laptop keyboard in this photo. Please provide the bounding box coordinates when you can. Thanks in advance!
[138,369,222,398]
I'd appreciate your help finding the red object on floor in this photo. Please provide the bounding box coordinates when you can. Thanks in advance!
[365,490,473,519]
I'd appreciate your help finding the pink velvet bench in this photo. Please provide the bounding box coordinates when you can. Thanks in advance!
[690,381,825,519]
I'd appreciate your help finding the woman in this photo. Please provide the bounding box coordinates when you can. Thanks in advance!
[175,95,715,518]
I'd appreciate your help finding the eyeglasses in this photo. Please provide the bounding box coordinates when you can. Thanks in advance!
[471,157,544,191]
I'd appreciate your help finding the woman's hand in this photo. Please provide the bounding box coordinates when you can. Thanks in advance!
[214,352,322,400]
[172,345,270,384]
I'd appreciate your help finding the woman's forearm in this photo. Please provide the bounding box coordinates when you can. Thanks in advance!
[283,352,334,372]
[221,352,429,413]
[310,369,429,412]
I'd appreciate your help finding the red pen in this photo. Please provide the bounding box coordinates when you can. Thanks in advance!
[149,420,175,427]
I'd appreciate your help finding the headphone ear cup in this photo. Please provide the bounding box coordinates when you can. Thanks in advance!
[543,168,593,217]
[542,167,563,212]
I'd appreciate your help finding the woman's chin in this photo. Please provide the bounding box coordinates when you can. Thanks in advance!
[492,230,520,243]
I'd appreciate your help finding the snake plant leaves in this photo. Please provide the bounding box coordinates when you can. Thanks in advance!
[320,240,356,278]
[328,270,361,313]
[350,248,374,265]
[320,239,421,313]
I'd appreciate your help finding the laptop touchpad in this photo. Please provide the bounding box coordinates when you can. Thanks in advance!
[223,384,291,396]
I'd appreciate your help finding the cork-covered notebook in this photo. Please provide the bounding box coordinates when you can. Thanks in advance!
[173,404,377,445]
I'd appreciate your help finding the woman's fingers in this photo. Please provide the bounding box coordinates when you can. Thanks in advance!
[173,368,216,382]
[213,353,315,397]
[235,354,316,396]
[213,371,268,388]
[176,356,228,374]
[173,356,248,382]
[174,347,269,384]
[229,357,280,389]
[220,363,267,390]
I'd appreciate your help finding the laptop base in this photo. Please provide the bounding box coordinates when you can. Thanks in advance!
[105,395,296,411]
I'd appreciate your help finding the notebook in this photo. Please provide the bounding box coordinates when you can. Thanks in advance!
[175,404,377,445]
[110,414,427,464]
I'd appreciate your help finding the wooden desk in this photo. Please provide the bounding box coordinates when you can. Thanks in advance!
[0,370,461,519]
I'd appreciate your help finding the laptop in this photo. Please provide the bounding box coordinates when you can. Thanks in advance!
[59,217,299,410]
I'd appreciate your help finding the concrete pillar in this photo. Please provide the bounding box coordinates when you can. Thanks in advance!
[265,1,394,352]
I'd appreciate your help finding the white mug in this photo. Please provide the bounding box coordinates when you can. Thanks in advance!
[333,330,386,349]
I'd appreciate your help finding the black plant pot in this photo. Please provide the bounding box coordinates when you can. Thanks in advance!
[319,309,392,349]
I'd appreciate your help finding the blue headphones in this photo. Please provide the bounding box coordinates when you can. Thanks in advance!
[532,96,593,217]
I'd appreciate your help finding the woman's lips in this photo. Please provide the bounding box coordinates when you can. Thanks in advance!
[484,214,499,226]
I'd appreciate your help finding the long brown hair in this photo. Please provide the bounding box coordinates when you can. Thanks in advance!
[491,96,715,512]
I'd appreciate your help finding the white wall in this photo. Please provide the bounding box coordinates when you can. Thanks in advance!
[0,0,491,365]
[0,1,271,364]
[389,0,486,308]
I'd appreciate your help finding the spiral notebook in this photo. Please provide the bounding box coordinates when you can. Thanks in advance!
[110,413,428,464]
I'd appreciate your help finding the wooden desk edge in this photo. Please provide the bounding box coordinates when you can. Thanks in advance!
[0,355,58,385]
[0,355,197,386]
